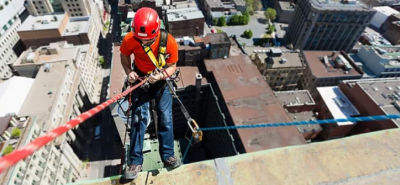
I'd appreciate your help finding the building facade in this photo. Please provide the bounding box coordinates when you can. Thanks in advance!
[0,116,82,185]
[166,7,205,38]
[285,0,376,52]
[0,0,25,79]
[313,86,360,140]
[250,48,305,91]
[24,0,54,16]
[300,51,363,95]
[382,20,400,45]
[356,46,400,78]
[18,14,100,50]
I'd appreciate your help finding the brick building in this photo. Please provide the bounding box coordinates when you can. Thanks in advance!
[313,86,360,140]
[274,90,322,140]
[249,48,305,91]
[339,78,400,135]
[166,7,205,38]
[300,51,363,95]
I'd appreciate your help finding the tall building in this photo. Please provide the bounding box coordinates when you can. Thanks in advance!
[285,0,376,52]
[249,47,306,91]
[0,116,82,185]
[14,41,102,104]
[61,0,108,36]
[0,0,25,79]
[24,0,55,16]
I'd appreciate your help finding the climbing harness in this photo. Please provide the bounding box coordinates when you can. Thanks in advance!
[139,29,203,143]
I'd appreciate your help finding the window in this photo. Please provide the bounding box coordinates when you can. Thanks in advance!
[3,25,8,31]
[8,20,12,26]
[79,13,83,16]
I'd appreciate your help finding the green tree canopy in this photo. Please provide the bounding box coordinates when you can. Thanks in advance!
[11,128,21,138]
[264,8,277,22]
[217,17,226,26]
[3,145,13,155]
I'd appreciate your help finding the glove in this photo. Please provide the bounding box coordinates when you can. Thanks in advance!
[148,70,164,84]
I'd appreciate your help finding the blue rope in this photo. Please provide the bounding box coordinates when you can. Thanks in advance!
[198,114,400,131]
[182,136,193,162]
[181,114,400,163]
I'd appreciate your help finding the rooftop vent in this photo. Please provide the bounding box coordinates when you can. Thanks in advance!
[279,58,287,64]
[387,86,393,90]
[44,63,52,72]
[373,87,379,91]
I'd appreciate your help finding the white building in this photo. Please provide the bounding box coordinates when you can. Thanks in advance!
[356,46,400,78]
[24,0,54,16]
[370,6,399,29]
[0,76,34,117]
[0,116,82,185]
[14,41,102,104]
[0,0,25,79]
[61,0,109,36]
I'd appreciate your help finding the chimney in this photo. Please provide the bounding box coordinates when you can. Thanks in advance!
[194,73,202,121]
[331,51,335,57]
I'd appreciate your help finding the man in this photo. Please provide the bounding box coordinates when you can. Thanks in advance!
[119,7,181,179]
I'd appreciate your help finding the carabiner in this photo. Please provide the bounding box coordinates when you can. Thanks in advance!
[188,119,203,143]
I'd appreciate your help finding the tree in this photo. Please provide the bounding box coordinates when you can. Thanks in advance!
[217,17,226,26]
[11,128,21,138]
[264,8,277,22]
[229,15,240,25]
[212,18,218,26]
[248,30,253,38]
[99,56,104,65]
[242,30,253,39]
[2,146,13,155]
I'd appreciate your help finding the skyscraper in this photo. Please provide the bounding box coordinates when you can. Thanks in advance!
[285,0,376,52]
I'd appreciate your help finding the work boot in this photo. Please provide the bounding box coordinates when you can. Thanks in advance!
[163,157,181,169]
[125,164,142,180]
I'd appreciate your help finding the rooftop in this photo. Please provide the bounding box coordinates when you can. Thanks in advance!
[162,1,198,9]
[273,22,288,39]
[18,14,65,32]
[310,0,371,10]
[317,86,360,125]
[232,0,245,6]
[279,1,296,10]
[204,33,231,45]
[175,67,208,88]
[204,0,223,8]
[0,77,35,117]
[361,46,400,68]
[63,16,91,36]
[373,6,399,15]
[166,7,204,22]
[302,51,363,78]
[18,61,80,130]
[204,54,306,152]
[274,90,315,106]
[248,47,305,68]
[110,43,129,99]
[287,112,322,134]
[71,129,400,185]
[14,41,80,66]
[361,30,392,47]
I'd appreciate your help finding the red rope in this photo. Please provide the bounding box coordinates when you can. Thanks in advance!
[0,79,147,173]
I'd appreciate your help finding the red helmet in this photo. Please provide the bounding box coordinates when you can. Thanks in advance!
[132,8,161,40]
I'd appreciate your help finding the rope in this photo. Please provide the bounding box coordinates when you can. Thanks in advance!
[181,114,400,162]
[182,136,193,162]
[0,79,147,174]
[198,114,400,131]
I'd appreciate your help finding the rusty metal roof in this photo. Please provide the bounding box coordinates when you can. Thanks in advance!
[204,55,306,153]
[71,129,400,185]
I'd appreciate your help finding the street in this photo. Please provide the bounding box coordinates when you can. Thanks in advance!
[82,0,123,179]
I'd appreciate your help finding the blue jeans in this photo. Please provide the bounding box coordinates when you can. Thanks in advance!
[129,81,174,165]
